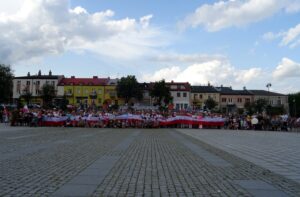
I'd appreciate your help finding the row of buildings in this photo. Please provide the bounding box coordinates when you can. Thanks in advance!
[12,71,289,113]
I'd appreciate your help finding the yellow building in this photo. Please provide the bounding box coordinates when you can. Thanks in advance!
[103,78,125,106]
[57,76,124,107]
[57,76,107,106]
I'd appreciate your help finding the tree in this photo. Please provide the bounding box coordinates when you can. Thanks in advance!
[254,98,268,113]
[116,75,142,104]
[41,84,56,108]
[204,97,217,110]
[150,80,172,107]
[0,64,14,103]
[244,101,255,115]
[288,92,300,117]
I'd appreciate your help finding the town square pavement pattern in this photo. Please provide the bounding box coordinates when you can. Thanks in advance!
[0,125,300,196]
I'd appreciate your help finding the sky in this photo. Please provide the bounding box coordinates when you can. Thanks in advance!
[1,0,300,93]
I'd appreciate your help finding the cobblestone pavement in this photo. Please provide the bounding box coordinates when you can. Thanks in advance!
[177,129,300,184]
[0,126,299,197]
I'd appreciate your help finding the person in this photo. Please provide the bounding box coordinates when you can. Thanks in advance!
[0,109,3,123]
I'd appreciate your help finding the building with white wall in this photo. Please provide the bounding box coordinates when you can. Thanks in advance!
[13,70,63,104]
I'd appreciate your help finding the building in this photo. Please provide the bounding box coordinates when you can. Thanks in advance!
[191,86,220,109]
[248,90,289,112]
[13,70,63,105]
[57,76,108,106]
[166,81,191,110]
[103,78,124,106]
[216,86,253,113]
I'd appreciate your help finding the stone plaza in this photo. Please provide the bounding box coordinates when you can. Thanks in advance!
[0,125,300,197]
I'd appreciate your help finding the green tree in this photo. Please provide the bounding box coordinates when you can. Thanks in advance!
[41,84,56,108]
[254,98,268,113]
[116,75,142,104]
[244,101,255,115]
[204,97,218,110]
[0,64,14,103]
[266,105,285,116]
[150,80,172,107]
[288,92,300,117]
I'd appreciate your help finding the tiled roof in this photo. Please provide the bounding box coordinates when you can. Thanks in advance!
[234,90,253,95]
[58,77,109,86]
[191,86,218,93]
[248,90,286,96]
[215,86,236,94]
[165,82,191,91]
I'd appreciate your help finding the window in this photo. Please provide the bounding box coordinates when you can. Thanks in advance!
[228,98,233,103]
[51,81,55,86]
[98,89,102,94]
[184,104,188,109]
[180,85,185,89]
[277,99,281,105]
[98,98,102,104]
[77,88,81,94]
[237,98,242,103]
[245,98,250,103]
[26,81,30,85]
[194,94,198,99]
[176,104,180,109]
[177,92,181,97]
[200,94,203,99]
[183,92,187,97]
[222,98,226,102]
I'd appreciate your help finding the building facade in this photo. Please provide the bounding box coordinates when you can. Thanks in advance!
[166,82,191,110]
[12,70,63,105]
[57,76,108,106]
[248,90,289,112]
[216,87,253,113]
[190,86,220,110]
[104,78,124,106]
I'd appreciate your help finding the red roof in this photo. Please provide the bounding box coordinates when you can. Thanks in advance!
[58,77,109,86]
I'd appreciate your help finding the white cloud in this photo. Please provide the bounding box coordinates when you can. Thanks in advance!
[142,59,262,87]
[285,0,300,13]
[262,32,285,41]
[0,0,164,64]
[273,58,300,79]
[151,53,227,63]
[179,0,295,32]
[0,0,24,15]
[280,23,300,48]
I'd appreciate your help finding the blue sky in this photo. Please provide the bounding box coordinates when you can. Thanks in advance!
[1,0,300,93]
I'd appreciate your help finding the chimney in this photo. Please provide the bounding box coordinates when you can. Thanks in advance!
[208,81,210,86]
[221,84,223,88]
[93,76,98,79]
[71,76,75,79]
[49,70,52,76]
[38,70,41,76]
[243,86,246,90]
[27,72,30,77]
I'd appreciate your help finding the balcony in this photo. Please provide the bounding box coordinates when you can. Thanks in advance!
[89,91,97,99]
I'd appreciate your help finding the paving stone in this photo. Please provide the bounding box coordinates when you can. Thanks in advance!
[1,127,300,196]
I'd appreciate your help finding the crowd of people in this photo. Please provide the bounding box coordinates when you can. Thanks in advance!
[1,105,299,131]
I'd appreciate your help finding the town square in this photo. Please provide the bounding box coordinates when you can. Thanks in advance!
[1,0,300,196]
